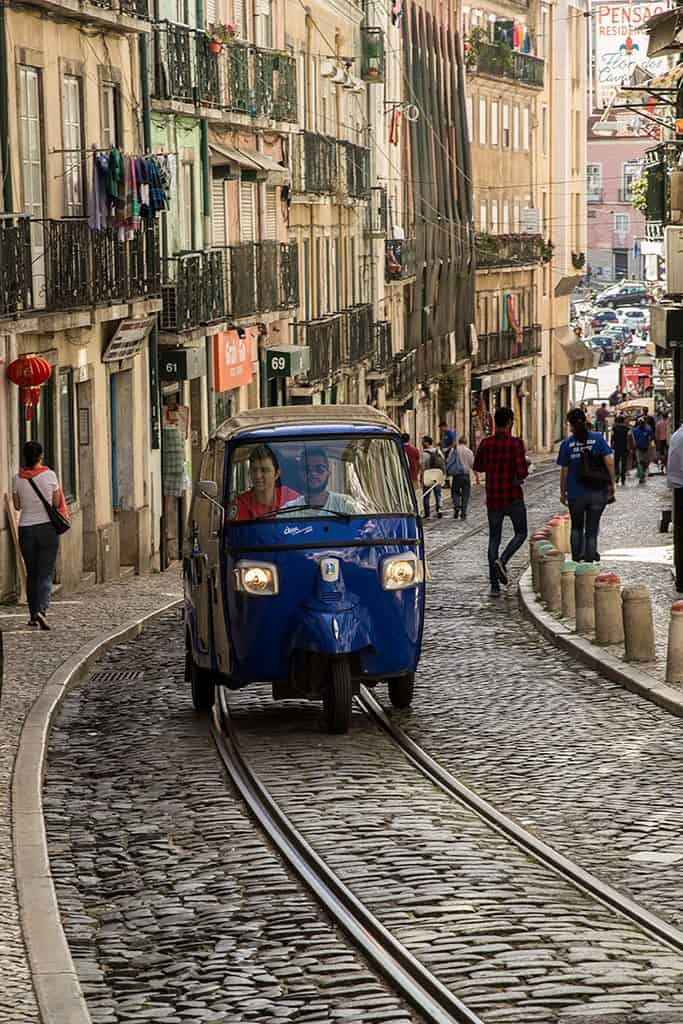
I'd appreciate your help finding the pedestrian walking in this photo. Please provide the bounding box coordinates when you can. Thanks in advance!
[596,402,610,437]
[656,412,670,472]
[401,432,422,499]
[421,436,445,519]
[558,408,615,564]
[631,416,653,484]
[610,414,629,486]
[472,407,529,595]
[12,441,70,630]
[448,436,476,519]
[439,420,456,451]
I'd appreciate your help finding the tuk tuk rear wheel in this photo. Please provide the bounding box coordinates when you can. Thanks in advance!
[323,659,352,734]
[388,673,414,709]
[187,649,215,712]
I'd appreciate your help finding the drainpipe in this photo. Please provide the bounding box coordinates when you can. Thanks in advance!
[0,4,13,211]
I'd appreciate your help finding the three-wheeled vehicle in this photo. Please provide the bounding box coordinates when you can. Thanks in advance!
[183,406,426,733]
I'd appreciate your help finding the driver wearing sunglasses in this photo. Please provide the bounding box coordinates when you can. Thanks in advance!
[282,448,360,515]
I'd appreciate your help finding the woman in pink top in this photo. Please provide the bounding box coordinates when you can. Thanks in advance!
[655,413,671,472]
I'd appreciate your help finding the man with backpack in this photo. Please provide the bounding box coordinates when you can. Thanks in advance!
[631,416,653,484]
[421,436,445,518]
[448,436,476,519]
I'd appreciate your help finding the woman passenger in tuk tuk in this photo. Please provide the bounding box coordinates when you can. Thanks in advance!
[235,444,300,520]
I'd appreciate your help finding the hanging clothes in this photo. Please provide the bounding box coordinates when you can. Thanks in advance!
[89,152,111,231]
[107,147,123,203]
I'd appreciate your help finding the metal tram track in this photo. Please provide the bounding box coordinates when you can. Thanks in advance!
[211,688,484,1024]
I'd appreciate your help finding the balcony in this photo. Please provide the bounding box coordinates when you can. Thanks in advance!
[366,187,388,237]
[387,349,417,403]
[588,190,604,204]
[0,216,33,318]
[475,232,546,269]
[152,22,222,106]
[216,44,297,121]
[416,337,448,381]
[161,251,226,332]
[476,43,544,88]
[473,324,542,368]
[293,132,339,195]
[293,304,378,381]
[27,0,149,32]
[385,237,416,281]
[299,314,346,381]
[369,321,392,371]
[341,141,370,199]
[346,303,374,363]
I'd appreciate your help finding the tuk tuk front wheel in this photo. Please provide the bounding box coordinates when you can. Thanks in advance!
[323,658,352,734]
[186,647,215,712]
[388,673,414,709]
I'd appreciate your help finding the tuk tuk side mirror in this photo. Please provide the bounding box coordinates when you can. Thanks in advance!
[196,480,218,501]
[196,480,225,535]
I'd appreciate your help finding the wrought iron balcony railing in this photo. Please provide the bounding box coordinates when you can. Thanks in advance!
[476,43,544,88]
[91,223,161,305]
[475,232,546,269]
[387,348,417,403]
[120,0,149,16]
[297,314,346,381]
[385,237,416,281]
[161,250,227,332]
[341,141,370,198]
[473,324,542,367]
[366,186,388,237]
[0,215,33,318]
[223,240,300,320]
[216,44,297,121]
[370,321,392,371]
[293,132,339,194]
[152,22,222,106]
[587,189,604,204]
[346,303,374,363]
[280,242,299,309]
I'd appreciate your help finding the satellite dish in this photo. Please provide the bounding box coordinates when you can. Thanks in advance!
[405,104,420,123]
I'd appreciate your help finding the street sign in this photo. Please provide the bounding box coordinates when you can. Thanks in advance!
[521,208,540,234]
[102,316,156,362]
[159,347,207,382]
[265,345,310,377]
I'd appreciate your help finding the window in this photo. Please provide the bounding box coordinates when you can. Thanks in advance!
[101,82,120,150]
[540,6,549,59]
[523,107,530,151]
[466,95,473,143]
[59,369,76,502]
[614,250,628,277]
[18,65,44,220]
[615,213,629,235]
[503,199,510,233]
[20,372,55,470]
[479,97,487,145]
[182,162,196,248]
[491,99,499,146]
[63,75,84,216]
[479,198,487,231]
[502,103,510,148]
[491,199,499,234]
[623,161,642,202]
[542,105,548,156]
[587,163,602,200]
[233,0,247,39]
[239,178,256,243]
[512,106,520,151]
[302,238,311,319]
[254,0,272,48]
[264,186,278,240]
[513,199,521,231]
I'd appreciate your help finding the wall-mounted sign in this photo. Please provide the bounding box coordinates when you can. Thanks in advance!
[102,316,156,362]
[265,345,311,378]
[521,207,540,235]
[159,346,207,382]
[593,1,672,114]
[213,330,254,392]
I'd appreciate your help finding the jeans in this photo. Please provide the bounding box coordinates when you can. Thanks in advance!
[636,448,650,482]
[487,500,528,585]
[568,492,607,563]
[423,484,442,516]
[451,474,471,516]
[19,523,59,620]
[614,452,627,484]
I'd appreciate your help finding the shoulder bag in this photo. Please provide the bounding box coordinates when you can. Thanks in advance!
[27,477,71,535]
[578,444,610,490]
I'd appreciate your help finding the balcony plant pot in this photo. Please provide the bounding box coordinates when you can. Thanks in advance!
[209,40,222,54]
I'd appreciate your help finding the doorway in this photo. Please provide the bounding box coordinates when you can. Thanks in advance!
[77,379,96,572]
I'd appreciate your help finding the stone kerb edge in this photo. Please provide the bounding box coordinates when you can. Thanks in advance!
[518,567,683,721]
[11,597,183,1024]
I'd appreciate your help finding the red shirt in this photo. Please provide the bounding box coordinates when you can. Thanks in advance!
[235,485,300,520]
[403,444,421,483]
[473,431,528,510]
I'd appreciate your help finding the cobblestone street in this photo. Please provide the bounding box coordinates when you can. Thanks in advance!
[31,468,683,1023]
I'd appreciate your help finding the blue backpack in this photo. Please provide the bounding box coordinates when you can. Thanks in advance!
[446,446,465,477]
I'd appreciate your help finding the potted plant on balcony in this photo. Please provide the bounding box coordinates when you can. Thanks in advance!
[571,251,586,270]
[464,25,488,71]
[629,175,648,213]
[208,22,236,53]
[540,238,554,264]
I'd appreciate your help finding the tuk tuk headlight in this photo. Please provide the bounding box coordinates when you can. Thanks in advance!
[381,553,423,591]
[235,561,279,596]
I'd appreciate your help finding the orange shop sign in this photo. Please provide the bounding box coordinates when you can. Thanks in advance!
[213,331,253,392]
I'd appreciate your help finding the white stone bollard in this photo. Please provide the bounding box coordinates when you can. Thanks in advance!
[622,585,655,663]
[594,573,624,646]
[575,563,600,634]
[560,561,578,620]
[548,516,565,553]
[561,513,572,555]
[531,535,552,594]
[666,601,683,684]
[540,547,565,613]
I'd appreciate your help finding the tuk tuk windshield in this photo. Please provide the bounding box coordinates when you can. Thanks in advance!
[227,436,415,522]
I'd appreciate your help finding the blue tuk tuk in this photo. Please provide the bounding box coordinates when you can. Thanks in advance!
[183,406,425,733]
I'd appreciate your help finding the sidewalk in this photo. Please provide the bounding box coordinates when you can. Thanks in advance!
[521,469,681,701]
[0,567,182,1024]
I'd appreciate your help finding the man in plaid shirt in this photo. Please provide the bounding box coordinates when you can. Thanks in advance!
[473,407,529,594]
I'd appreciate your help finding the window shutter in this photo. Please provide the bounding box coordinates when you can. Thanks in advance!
[212,179,227,246]
[233,0,245,38]
[264,186,277,239]
[206,0,216,25]
[239,180,255,242]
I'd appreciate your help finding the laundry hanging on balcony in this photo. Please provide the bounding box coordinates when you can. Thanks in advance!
[89,148,176,236]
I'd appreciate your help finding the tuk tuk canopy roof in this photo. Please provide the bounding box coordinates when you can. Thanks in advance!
[213,405,400,441]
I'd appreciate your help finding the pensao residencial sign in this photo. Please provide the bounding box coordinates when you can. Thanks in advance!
[593,0,672,112]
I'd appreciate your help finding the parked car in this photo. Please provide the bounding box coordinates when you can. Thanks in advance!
[602,325,631,351]
[590,338,606,364]
[593,281,650,308]
[617,307,650,334]
[591,309,620,329]
[590,335,613,362]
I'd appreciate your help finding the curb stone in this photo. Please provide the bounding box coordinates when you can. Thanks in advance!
[518,566,683,720]
[11,596,183,1024]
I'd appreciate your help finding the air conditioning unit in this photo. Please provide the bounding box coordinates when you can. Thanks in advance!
[665,226,683,294]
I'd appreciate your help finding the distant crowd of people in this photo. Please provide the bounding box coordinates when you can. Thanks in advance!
[583,401,671,484]
[401,422,478,521]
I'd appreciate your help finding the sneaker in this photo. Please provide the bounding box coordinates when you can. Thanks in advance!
[461,513,467,521]
[490,583,501,596]
[494,558,509,585]
[36,612,51,631]
[437,511,443,519]
[27,619,39,629]
[453,510,459,519]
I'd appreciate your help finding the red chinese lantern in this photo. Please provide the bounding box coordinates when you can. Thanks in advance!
[7,355,52,421]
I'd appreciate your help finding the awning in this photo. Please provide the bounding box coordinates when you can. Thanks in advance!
[209,143,290,185]
[553,326,596,376]
[614,63,683,104]
[554,273,583,298]
[644,8,683,57]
